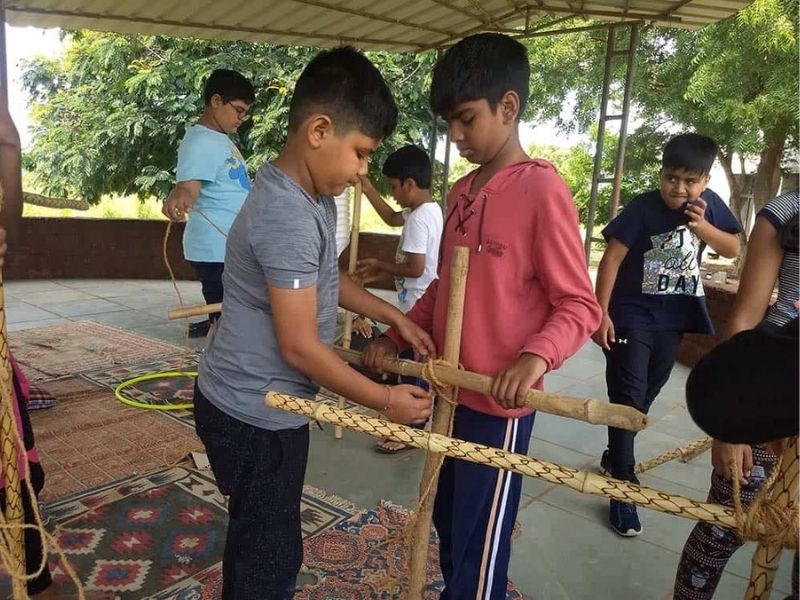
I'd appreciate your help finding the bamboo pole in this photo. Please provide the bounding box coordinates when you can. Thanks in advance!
[336,182,363,439]
[635,437,712,473]
[265,393,789,534]
[334,347,647,432]
[0,186,26,600]
[168,302,222,320]
[744,438,799,600]
[408,245,469,599]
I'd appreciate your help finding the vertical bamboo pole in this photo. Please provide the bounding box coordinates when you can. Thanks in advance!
[335,182,363,439]
[744,438,798,600]
[407,245,469,599]
[0,4,28,594]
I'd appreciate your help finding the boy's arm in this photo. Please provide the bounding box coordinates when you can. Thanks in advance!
[360,176,405,227]
[339,271,435,358]
[162,181,201,221]
[356,253,425,282]
[495,182,603,408]
[591,238,629,350]
[686,197,740,258]
[270,284,431,425]
[363,277,439,372]
[725,214,783,337]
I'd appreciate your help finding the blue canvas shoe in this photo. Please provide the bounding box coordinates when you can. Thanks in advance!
[609,499,642,537]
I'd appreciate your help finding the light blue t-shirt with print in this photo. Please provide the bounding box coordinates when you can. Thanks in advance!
[176,124,251,263]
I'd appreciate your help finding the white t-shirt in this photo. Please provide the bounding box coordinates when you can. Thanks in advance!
[395,202,443,313]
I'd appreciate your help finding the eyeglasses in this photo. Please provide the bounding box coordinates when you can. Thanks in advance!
[227,101,251,121]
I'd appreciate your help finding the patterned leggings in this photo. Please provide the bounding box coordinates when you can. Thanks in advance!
[674,446,798,599]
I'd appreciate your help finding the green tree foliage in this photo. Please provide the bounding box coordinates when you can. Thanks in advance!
[523,0,798,238]
[21,33,436,202]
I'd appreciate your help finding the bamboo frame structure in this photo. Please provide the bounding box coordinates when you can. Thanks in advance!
[744,439,799,600]
[265,393,798,542]
[408,245,469,599]
[335,182,362,440]
[334,347,647,432]
[0,188,27,595]
[635,436,713,473]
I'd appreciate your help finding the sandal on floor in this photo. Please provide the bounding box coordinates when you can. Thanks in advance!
[375,440,414,455]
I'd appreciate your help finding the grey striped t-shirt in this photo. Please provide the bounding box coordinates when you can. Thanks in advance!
[198,162,339,430]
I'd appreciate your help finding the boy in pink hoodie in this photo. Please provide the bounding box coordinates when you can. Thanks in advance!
[364,33,601,599]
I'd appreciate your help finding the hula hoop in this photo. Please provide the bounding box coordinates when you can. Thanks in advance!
[114,371,197,410]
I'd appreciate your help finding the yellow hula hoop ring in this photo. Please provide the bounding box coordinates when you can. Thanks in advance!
[114,371,197,410]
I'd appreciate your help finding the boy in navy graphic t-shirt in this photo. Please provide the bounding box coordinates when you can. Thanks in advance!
[591,133,742,537]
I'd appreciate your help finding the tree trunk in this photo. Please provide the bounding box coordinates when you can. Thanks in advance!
[728,134,787,277]
[752,135,786,212]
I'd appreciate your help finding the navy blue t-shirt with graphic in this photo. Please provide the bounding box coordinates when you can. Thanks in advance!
[603,188,742,334]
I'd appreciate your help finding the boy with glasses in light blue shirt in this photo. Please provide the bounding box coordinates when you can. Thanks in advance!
[162,69,255,336]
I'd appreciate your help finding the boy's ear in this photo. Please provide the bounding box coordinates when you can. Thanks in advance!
[499,91,521,124]
[403,177,416,192]
[305,114,333,150]
[209,93,224,109]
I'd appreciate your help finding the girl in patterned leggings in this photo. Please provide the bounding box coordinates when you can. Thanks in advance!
[674,190,799,599]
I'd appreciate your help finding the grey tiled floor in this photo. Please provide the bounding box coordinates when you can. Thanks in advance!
[5,279,794,600]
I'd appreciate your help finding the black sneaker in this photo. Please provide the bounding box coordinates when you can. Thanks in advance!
[600,449,611,476]
[188,319,211,338]
[609,500,642,537]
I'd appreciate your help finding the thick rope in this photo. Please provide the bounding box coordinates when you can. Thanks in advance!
[731,447,798,549]
[393,357,460,589]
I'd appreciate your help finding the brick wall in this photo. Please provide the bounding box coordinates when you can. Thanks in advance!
[675,279,738,367]
[5,217,736,366]
[4,218,399,291]
[4,218,195,280]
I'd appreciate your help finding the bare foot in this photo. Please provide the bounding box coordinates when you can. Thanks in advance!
[375,439,413,454]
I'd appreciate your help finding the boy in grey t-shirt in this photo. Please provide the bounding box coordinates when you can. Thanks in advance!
[194,47,435,599]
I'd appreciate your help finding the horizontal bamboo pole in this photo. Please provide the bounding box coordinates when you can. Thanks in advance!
[168,302,222,320]
[334,347,647,432]
[265,392,760,533]
[635,437,712,474]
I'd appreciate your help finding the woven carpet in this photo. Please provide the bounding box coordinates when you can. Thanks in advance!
[10,321,188,382]
[0,463,357,599]
[30,384,203,501]
[201,500,528,600]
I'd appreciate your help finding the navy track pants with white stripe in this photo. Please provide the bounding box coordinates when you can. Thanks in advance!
[433,404,535,600]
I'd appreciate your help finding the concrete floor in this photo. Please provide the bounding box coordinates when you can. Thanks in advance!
[5,278,794,600]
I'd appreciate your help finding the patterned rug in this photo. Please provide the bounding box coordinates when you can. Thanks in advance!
[10,321,188,382]
[201,500,528,600]
[0,463,358,599]
[30,385,203,501]
[84,355,368,431]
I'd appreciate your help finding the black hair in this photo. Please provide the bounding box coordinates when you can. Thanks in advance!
[288,46,398,140]
[203,69,256,105]
[662,133,718,176]
[382,145,432,190]
[430,33,530,119]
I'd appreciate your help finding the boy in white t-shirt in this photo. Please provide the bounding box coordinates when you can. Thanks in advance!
[356,145,443,453]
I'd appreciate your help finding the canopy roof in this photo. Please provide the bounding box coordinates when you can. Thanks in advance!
[6,1,752,51]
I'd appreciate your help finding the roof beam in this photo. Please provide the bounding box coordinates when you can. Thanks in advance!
[288,0,458,38]
[662,0,695,17]
[428,0,489,25]
[517,2,683,24]
[5,5,428,50]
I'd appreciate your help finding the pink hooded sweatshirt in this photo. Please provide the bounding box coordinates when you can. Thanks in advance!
[386,159,602,419]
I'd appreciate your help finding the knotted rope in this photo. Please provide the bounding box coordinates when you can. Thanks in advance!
[731,445,799,549]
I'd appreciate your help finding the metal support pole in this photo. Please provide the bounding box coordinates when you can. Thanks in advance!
[584,25,616,262]
[609,24,639,219]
